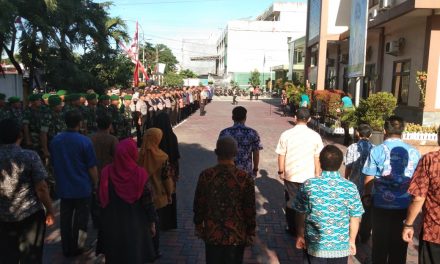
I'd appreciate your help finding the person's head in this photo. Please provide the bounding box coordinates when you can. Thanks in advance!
[70,94,82,107]
[110,95,119,106]
[99,95,111,106]
[357,124,372,139]
[0,118,22,144]
[144,128,163,148]
[28,94,42,108]
[123,95,132,107]
[215,136,238,161]
[295,107,311,124]
[0,93,6,107]
[64,110,82,130]
[114,138,139,168]
[320,145,343,172]
[8,97,21,109]
[48,95,63,112]
[86,93,98,106]
[154,112,172,132]
[232,106,247,123]
[384,116,404,137]
[97,114,112,131]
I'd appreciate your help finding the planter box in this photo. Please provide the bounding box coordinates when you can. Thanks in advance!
[403,132,438,141]
[318,124,354,135]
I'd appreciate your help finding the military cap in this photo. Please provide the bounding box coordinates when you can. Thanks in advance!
[56,90,67,96]
[123,95,133,100]
[28,94,42,102]
[42,93,51,100]
[86,93,98,100]
[0,93,5,100]
[99,95,111,100]
[69,93,81,101]
[110,94,119,101]
[48,95,62,107]
[8,96,20,103]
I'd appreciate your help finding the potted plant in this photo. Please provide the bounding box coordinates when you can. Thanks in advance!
[342,92,397,145]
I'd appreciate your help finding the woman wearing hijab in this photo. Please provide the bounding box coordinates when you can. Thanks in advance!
[153,112,180,230]
[99,139,156,263]
[138,128,174,257]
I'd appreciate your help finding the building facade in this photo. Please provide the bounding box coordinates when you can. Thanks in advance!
[305,0,440,125]
[216,2,308,88]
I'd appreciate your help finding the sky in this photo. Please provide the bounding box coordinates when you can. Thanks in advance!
[99,0,307,63]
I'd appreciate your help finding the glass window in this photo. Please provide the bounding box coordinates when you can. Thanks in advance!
[392,61,411,105]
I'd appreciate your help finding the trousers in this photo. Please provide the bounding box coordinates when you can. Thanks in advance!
[205,244,245,264]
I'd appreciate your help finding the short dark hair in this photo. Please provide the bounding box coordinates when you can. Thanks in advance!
[384,116,404,136]
[320,145,343,171]
[358,124,372,138]
[0,119,21,144]
[296,107,310,121]
[215,136,238,160]
[232,106,247,122]
[97,114,112,130]
[64,110,82,129]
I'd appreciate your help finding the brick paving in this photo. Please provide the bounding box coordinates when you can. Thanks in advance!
[43,97,419,263]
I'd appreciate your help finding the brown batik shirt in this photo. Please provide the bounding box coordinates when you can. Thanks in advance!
[408,150,440,244]
[193,164,256,246]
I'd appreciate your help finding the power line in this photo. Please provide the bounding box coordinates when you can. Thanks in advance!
[115,0,227,6]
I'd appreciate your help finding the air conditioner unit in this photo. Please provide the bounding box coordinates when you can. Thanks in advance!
[380,0,392,10]
[369,9,378,21]
[385,40,400,56]
[339,54,348,64]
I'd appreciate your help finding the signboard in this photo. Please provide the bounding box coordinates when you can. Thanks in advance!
[308,0,321,43]
[348,0,369,78]
[157,63,166,74]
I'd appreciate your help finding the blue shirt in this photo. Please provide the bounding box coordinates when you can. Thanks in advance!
[219,123,263,174]
[345,139,374,195]
[50,131,97,198]
[362,138,421,209]
[341,96,353,109]
[294,171,364,258]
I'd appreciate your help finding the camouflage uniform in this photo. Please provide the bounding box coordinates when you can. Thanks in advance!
[109,104,122,137]
[118,104,133,139]
[0,107,9,122]
[8,108,23,126]
[40,109,67,143]
[22,106,44,150]
[85,106,98,135]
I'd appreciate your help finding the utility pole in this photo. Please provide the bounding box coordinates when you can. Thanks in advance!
[156,45,159,85]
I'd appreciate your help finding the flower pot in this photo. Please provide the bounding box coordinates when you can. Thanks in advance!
[370,131,384,145]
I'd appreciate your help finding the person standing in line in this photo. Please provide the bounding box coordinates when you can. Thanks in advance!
[153,112,180,230]
[200,87,208,116]
[232,87,238,105]
[50,110,99,257]
[0,119,55,263]
[23,94,44,152]
[219,106,263,177]
[249,85,254,101]
[281,89,288,117]
[402,127,440,264]
[362,116,421,264]
[275,107,324,236]
[99,138,156,263]
[193,136,256,264]
[295,145,364,263]
[0,93,8,122]
[345,124,374,244]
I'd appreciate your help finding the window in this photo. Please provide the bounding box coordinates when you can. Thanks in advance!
[369,0,379,8]
[392,60,411,105]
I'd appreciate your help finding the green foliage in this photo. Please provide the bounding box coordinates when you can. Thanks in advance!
[342,92,397,131]
[180,69,198,78]
[284,82,306,105]
[405,123,438,133]
[163,72,183,86]
[249,69,260,87]
[139,43,178,74]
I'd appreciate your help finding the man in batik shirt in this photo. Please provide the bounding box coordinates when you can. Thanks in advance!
[218,106,262,177]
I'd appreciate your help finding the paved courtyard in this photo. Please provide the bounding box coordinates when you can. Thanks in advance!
[43,98,418,263]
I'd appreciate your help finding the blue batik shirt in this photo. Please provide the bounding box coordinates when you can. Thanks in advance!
[294,171,364,258]
[345,139,374,195]
[219,123,263,174]
[362,138,421,209]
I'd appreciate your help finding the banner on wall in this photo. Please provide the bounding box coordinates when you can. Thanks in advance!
[348,0,369,78]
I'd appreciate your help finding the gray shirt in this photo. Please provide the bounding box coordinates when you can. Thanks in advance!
[0,144,47,222]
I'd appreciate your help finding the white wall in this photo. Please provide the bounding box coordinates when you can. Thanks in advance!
[327,0,351,35]
[0,74,23,99]
[225,19,306,74]
[381,15,426,107]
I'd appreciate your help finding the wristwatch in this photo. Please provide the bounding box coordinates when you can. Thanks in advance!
[403,220,414,228]
[277,171,284,175]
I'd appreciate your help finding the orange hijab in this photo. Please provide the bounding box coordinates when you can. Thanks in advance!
[138,128,168,175]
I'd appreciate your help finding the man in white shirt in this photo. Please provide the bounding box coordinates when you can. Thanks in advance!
[275,107,324,236]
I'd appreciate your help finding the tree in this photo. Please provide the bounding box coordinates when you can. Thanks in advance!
[180,69,198,78]
[139,42,178,74]
[163,72,183,86]
[249,69,260,87]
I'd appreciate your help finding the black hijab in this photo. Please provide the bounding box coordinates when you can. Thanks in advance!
[153,112,180,163]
